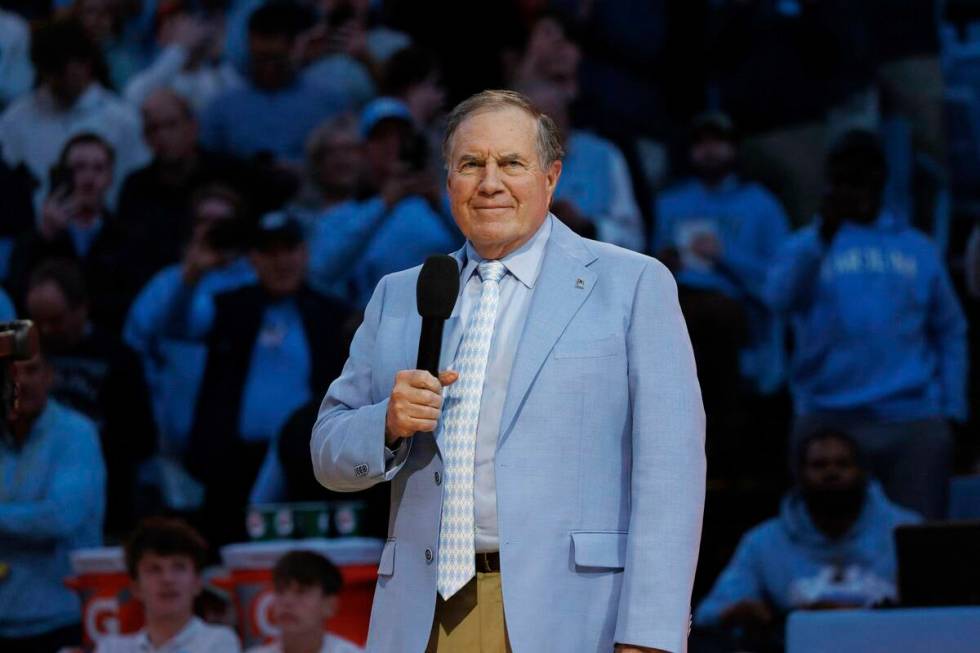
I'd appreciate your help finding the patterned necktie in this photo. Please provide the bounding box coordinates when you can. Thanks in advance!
[437,259,507,599]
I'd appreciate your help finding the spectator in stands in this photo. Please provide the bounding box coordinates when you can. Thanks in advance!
[290,113,365,231]
[0,18,149,209]
[72,0,146,90]
[695,430,919,645]
[246,550,361,653]
[167,212,351,546]
[707,0,877,224]
[382,45,447,148]
[656,112,791,395]
[766,130,968,519]
[9,132,147,332]
[117,89,278,273]
[507,13,581,104]
[123,184,256,515]
[523,80,645,251]
[199,1,348,166]
[96,517,240,653]
[307,97,460,307]
[0,8,32,110]
[0,350,105,653]
[25,257,156,534]
[124,11,242,112]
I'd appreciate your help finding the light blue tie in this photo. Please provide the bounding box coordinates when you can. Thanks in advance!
[437,259,507,599]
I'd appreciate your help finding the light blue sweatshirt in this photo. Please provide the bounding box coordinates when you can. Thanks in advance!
[695,481,920,626]
[765,213,968,421]
[0,400,105,637]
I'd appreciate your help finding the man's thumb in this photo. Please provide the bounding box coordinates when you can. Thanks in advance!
[438,370,459,386]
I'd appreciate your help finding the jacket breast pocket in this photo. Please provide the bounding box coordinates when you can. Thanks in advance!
[377,538,396,577]
[570,530,627,570]
[553,334,623,360]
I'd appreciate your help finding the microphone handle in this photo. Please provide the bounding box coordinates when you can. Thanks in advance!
[416,317,446,378]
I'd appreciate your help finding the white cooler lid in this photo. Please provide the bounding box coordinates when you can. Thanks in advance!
[70,546,126,575]
[221,537,384,570]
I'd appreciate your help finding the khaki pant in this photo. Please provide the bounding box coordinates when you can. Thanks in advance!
[425,572,511,653]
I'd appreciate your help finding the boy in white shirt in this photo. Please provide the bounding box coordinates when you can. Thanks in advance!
[246,551,361,653]
[96,517,241,653]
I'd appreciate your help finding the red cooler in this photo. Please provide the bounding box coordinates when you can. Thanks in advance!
[65,547,145,647]
[221,537,382,649]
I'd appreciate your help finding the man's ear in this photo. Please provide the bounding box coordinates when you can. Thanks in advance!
[544,159,562,202]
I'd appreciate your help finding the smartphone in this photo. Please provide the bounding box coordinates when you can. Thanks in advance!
[48,163,75,198]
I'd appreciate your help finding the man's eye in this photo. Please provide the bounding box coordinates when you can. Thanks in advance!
[460,161,479,169]
[503,160,524,168]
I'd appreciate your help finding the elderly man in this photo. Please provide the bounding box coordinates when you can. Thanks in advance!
[312,90,705,653]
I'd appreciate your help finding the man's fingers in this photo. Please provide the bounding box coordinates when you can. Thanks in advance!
[406,405,440,421]
[396,369,442,393]
[438,370,459,386]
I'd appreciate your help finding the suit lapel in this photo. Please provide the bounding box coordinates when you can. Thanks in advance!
[497,220,598,446]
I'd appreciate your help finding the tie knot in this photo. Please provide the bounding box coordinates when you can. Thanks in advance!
[478,259,506,284]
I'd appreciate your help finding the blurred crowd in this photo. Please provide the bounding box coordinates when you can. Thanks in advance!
[0,1,978,652]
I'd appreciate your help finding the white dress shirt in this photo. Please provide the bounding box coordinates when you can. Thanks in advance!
[95,617,241,653]
[452,217,552,552]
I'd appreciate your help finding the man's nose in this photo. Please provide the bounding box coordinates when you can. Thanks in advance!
[478,162,504,195]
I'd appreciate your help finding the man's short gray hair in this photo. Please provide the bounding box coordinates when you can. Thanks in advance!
[442,89,565,170]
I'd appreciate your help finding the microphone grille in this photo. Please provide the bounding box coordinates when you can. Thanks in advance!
[417,255,460,319]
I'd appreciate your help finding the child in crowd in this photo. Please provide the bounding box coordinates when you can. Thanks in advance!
[247,550,362,653]
[96,517,241,653]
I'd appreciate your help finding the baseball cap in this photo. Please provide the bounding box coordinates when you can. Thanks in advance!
[252,211,304,251]
[359,96,413,138]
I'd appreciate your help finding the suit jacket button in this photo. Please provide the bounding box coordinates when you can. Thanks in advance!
[425,548,433,563]
[434,472,442,485]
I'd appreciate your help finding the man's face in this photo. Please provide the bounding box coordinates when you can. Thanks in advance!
[26,282,89,354]
[691,135,736,182]
[142,93,198,163]
[273,581,336,637]
[800,437,867,518]
[364,120,409,185]
[65,142,113,213]
[250,243,308,297]
[447,106,561,259]
[45,60,94,107]
[248,33,296,90]
[12,355,53,421]
[133,553,203,622]
[317,130,363,195]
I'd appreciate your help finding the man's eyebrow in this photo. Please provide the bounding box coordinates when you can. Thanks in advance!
[457,153,485,164]
[497,152,526,162]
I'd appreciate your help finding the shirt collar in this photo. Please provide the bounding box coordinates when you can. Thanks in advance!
[462,214,553,289]
[137,616,203,651]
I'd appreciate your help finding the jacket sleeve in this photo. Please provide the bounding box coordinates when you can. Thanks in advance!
[694,531,767,627]
[614,260,707,653]
[311,275,412,492]
[764,227,825,314]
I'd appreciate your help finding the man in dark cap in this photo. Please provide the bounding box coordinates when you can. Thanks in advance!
[654,112,791,475]
[163,211,353,546]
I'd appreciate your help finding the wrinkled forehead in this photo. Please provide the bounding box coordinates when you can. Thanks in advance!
[448,106,539,162]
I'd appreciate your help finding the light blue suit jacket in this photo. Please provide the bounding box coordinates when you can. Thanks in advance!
[312,218,706,652]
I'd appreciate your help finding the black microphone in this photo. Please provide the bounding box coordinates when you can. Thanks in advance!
[416,255,460,377]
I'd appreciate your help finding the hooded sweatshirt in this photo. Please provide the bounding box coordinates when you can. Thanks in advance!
[695,481,920,626]
[765,212,967,421]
